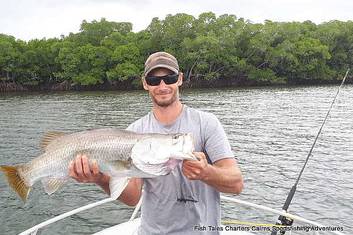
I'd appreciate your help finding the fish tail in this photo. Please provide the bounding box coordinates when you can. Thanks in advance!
[0,165,30,202]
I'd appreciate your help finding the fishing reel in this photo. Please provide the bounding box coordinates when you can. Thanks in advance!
[278,215,293,235]
[279,215,293,226]
[271,215,293,235]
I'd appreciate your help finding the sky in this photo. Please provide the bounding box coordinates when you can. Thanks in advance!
[1,0,352,41]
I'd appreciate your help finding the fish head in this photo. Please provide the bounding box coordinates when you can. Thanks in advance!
[131,133,196,176]
[168,133,195,160]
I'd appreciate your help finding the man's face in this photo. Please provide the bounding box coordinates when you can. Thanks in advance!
[143,68,183,107]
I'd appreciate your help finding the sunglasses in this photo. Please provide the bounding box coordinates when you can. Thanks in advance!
[145,73,179,86]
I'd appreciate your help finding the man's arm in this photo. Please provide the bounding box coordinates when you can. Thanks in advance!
[69,154,143,206]
[182,152,243,194]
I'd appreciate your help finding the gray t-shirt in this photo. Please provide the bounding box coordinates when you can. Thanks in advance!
[127,105,234,235]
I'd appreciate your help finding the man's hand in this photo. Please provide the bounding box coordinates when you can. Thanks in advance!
[182,152,210,180]
[182,152,243,194]
[69,154,106,184]
[68,154,142,205]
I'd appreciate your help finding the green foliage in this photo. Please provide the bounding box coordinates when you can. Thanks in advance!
[0,35,18,79]
[291,38,332,80]
[107,62,140,81]
[78,18,132,46]
[107,43,142,81]
[56,43,110,85]
[248,67,285,84]
[0,14,352,89]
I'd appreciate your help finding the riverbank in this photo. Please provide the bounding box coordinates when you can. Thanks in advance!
[1,76,352,93]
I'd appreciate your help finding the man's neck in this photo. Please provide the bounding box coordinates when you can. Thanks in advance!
[152,101,183,125]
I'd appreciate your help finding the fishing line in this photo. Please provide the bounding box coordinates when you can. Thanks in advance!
[271,68,350,235]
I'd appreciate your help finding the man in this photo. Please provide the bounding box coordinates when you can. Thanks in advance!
[69,51,243,234]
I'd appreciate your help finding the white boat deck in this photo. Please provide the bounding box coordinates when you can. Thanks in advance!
[19,196,346,235]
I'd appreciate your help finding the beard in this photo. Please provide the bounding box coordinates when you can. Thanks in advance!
[151,89,179,107]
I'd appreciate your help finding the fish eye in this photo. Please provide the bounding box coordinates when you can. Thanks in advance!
[172,135,182,145]
[172,134,183,139]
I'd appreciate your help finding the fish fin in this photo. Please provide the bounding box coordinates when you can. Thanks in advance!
[109,177,129,199]
[0,165,31,202]
[128,165,158,178]
[40,131,66,150]
[110,160,131,172]
[41,177,67,195]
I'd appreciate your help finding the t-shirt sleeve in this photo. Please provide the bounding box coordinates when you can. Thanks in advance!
[203,113,234,163]
[126,120,141,133]
[126,123,136,131]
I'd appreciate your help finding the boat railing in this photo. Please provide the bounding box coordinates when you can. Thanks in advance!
[19,196,346,235]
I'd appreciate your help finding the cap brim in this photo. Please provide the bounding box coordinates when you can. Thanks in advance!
[144,65,179,76]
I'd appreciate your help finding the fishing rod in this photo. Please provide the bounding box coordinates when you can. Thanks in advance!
[271,68,350,235]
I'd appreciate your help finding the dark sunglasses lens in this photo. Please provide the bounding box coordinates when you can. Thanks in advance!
[145,76,162,86]
[145,74,178,86]
[163,74,179,84]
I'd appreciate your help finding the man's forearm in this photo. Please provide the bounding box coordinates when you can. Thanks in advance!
[202,164,243,194]
[118,178,143,206]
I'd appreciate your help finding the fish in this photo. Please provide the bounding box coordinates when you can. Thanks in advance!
[0,128,196,202]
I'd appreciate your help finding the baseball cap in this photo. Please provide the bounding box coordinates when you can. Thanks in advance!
[144,52,179,77]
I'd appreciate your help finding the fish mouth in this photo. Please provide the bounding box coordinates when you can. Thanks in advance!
[134,157,186,176]
[165,159,181,171]
[171,152,196,161]
[134,161,177,176]
[162,153,196,173]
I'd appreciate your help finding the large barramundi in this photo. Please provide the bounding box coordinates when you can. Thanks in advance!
[0,128,195,202]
